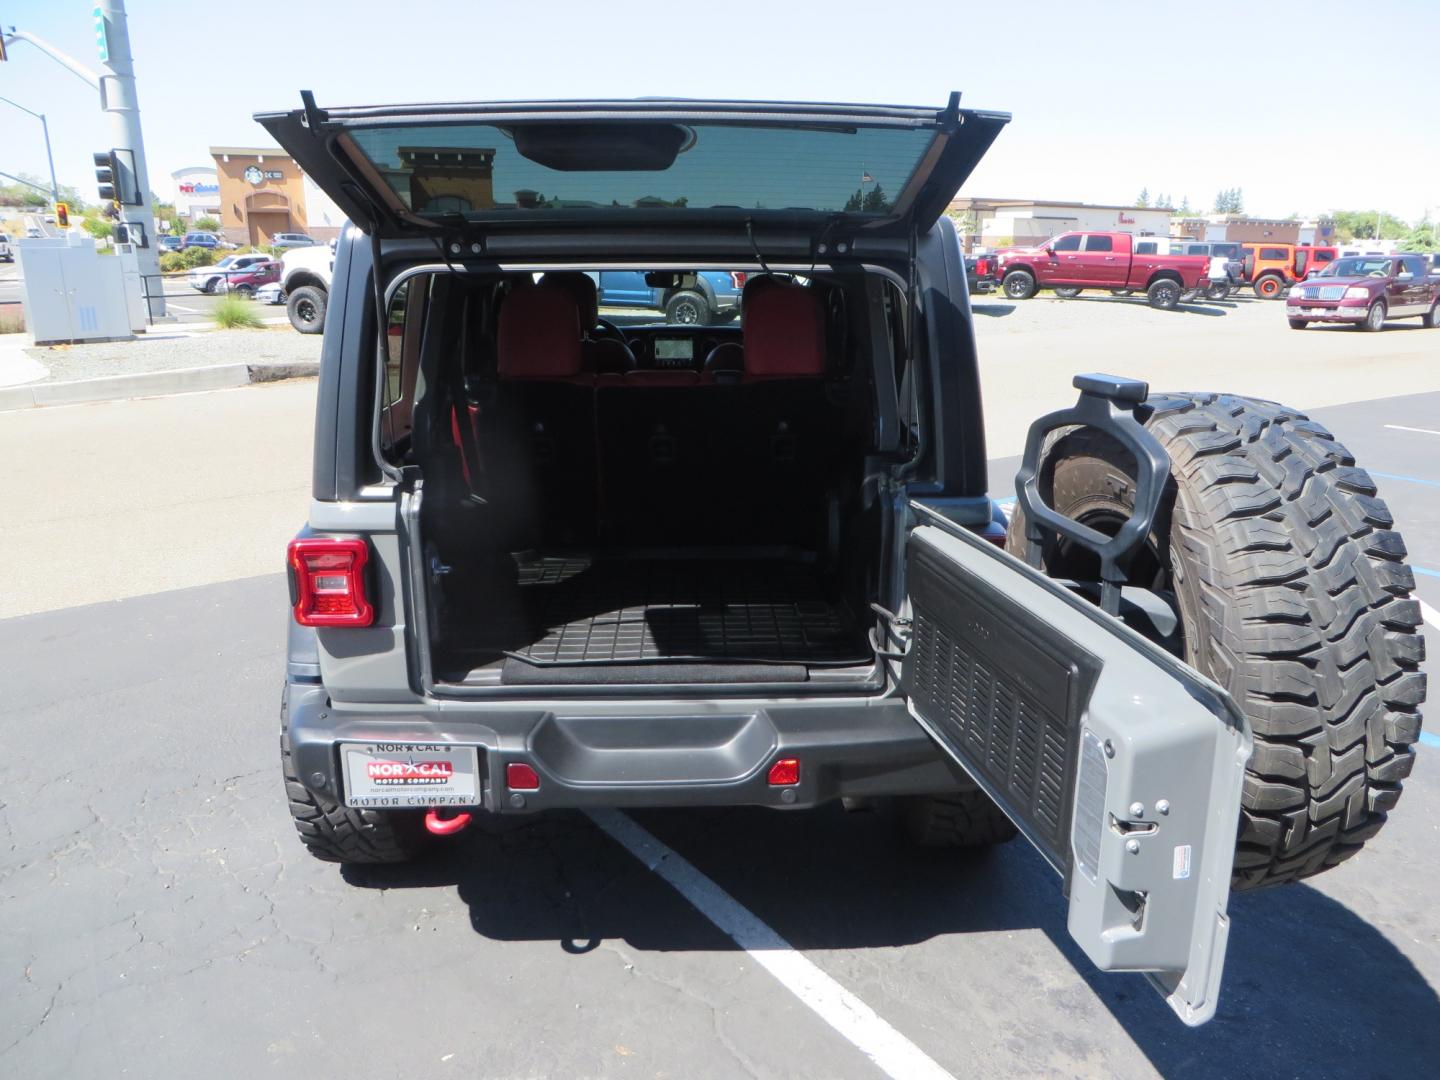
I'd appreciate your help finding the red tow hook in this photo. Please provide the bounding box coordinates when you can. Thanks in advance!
[424,807,472,836]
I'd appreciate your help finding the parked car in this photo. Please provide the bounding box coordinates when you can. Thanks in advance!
[591,270,742,324]
[1286,253,1440,330]
[270,232,317,250]
[187,253,275,293]
[277,241,336,333]
[158,235,184,255]
[182,231,222,250]
[259,92,1426,1028]
[25,227,41,239]
[1293,245,1338,280]
[964,253,995,294]
[254,281,285,305]
[993,231,1210,308]
[222,259,281,298]
[0,233,12,262]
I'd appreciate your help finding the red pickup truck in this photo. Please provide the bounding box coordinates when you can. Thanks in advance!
[1285,252,1440,331]
[993,231,1211,309]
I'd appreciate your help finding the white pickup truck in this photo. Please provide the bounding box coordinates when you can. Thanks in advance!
[265,240,335,333]
[0,232,13,263]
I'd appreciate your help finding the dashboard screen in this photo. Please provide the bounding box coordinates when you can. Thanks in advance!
[654,338,695,362]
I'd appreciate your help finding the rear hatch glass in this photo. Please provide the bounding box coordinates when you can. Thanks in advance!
[256,96,1010,239]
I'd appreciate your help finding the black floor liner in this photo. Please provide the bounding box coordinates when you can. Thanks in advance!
[509,554,868,666]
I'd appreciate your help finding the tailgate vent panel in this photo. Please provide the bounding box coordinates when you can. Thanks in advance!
[905,536,1101,872]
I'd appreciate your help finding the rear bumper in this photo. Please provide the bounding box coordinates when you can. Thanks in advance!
[284,682,960,813]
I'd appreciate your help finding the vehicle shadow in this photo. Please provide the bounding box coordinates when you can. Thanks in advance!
[1056,295,1229,317]
[345,803,1439,1077]
[971,302,1016,317]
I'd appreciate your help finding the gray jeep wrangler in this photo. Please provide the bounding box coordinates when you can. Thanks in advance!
[261,93,1425,1025]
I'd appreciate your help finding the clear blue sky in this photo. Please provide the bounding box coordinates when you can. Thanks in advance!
[3,0,1437,222]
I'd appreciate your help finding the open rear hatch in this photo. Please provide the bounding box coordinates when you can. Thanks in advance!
[254,93,1009,246]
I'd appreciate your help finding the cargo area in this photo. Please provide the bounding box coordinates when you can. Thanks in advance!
[403,270,895,689]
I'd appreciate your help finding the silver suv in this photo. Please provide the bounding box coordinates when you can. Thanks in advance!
[262,93,1425,1026]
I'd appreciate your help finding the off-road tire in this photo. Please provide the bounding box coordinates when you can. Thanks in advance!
[900,790,1019,849]
[664,289,711,325]
[281,697,432,864]
[1002,269,1037,299]
[1288,318,1308,330]
[1147,277,1181,309]
[1053,286,1083,298]
[1253,274,1284,300]
[1006,393,1425,891]
[1358,300,1386,332]
[287,284,327,334]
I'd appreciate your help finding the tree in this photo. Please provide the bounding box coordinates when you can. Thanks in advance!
[1213,188,1245,214]
[1330,209,1408,242]
[1135,187,1150,208]
[1156,192,1171,210]
[1400,220,1437,252]
[192,216,221,232]
[862,184,889,212]
[1177,195,1194,215]
[81,215,114,241]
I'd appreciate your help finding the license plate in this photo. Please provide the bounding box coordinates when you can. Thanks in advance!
[1304,308,1330,316]
[340,742,481,808]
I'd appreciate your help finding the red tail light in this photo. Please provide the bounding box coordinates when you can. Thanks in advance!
[729,271,748,288]
[767,758,800,786]
[287,537,374,627]
[975,257,990,277]
[506,762,541,790]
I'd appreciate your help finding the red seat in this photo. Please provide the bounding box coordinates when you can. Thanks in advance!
[740,279,825,379]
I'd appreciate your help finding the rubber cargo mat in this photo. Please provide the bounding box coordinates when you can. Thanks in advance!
[510,555,867,666]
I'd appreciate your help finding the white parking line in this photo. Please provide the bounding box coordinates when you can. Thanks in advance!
[588,809,958,1080]
[1385,424,1440,437]
[1421,599,1440,632]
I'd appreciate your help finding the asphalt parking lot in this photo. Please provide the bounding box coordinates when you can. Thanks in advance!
[2,294,1437,1078]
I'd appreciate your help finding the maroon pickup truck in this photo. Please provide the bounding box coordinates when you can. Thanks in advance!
[1286,253,1440,331]
[993,231,1211,309]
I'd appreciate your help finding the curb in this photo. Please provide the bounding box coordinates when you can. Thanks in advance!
[0,360,318,411]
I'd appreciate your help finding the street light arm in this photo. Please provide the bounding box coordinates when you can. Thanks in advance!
[0,169,53,196]
[1,30,101,90]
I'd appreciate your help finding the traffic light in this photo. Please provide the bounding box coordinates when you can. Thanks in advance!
[55,203,70,229]
[94,150,118,203]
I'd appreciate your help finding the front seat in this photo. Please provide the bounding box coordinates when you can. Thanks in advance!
[540,271,636,374]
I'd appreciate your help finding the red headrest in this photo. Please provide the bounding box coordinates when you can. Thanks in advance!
[539,271,599,329]
[497,281,583,378]
[742,282,825,377]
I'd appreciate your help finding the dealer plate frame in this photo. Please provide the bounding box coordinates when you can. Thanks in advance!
[340,741,482,808]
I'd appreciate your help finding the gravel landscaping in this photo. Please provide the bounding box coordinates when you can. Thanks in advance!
[22,325,321,384]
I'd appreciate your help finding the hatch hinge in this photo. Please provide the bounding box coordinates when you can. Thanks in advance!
[299,89,327,132]
[937,91,963,132]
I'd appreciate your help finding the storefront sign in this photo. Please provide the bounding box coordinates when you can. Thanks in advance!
[243,166,285,185]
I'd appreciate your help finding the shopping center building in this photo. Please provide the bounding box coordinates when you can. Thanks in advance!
[207,147,346,245]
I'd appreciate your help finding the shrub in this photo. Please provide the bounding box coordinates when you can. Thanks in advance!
[213,296,263,329]
[159,251,187,273]
[0,309,24,334]
[192,216,221,232]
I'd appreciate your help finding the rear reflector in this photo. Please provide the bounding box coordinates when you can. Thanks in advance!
[506,762,541,790]
[287,537,374,627]
[729,271,748,288]
[767,758,800,786]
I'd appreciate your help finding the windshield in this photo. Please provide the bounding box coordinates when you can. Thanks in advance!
[346,121,934,218]
[586,269,758,327]
[1320,257,1392,277]
[214,256,238,269]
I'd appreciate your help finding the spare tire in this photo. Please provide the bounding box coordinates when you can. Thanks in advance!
[1006,393,1426,890]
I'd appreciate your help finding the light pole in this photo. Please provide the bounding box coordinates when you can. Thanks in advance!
[0,95,60,204]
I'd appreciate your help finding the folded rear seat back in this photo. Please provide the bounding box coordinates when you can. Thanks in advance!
[488,281,597,547]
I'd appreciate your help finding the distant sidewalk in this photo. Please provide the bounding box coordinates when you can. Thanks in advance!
[0,323,320,411]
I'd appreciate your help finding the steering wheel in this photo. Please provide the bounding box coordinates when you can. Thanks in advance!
[1368,270,1387,278]
[594,317,628,344]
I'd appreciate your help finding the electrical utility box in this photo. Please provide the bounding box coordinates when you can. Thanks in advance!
[16,235,136,346]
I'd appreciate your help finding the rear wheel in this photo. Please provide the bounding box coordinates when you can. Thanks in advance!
[287,285,327,334]
[1253,274,1284,300]
[1002,269,1037,299]
[664,289,711,325]
[1423,300,1439,329]
[1288,318,1309,330]
[1147,277,1181,309]
[1007,395,1426,890]
[1358,300,1386,332]
[281,695,433,864]
[1205,282,1229,301]
[205,276,224,294]
[234,284,254,299]
[900,790,1018,849]
[1053,286,1083,298]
